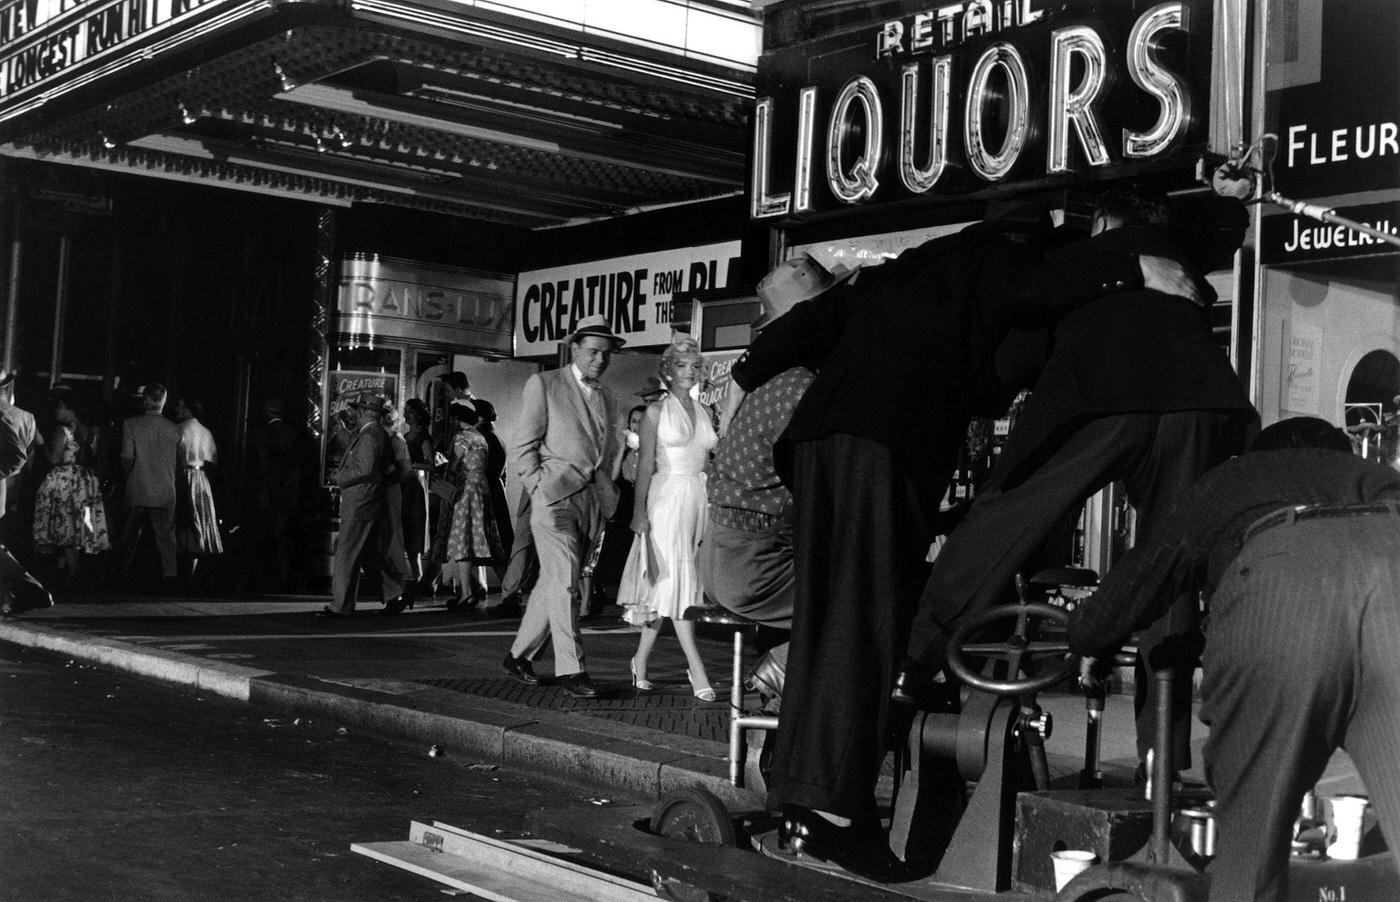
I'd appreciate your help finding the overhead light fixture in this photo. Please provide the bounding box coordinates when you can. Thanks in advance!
[328,124,353,150]
[101,135,117,149]
[179,102,197,125]
[274,63,296,93]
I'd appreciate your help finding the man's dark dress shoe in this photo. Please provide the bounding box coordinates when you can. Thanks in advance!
[502,654,539,685]
[891,657,963,711]
[780,807,915,883]
[890,657,929,706]
[558,671,599,699]
[316,606,348,618]
[382,594,415,615]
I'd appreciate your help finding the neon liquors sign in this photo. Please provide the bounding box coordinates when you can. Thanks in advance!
[751,0,1212,219]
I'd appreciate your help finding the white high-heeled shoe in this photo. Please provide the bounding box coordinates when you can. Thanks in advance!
[688,671,716,702]
[630,659,654,692]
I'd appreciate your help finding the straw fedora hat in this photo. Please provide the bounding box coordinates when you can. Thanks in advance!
[567,314,627,348]
[754,254,857,329]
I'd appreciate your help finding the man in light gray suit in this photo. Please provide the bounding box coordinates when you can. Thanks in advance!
[504,315,624,698]
[119,383,181,589]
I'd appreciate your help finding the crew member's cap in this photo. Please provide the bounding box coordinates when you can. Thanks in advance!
[261,398,284,416]
[347,392,390,413]
[636,376,666,402]
[438,371,470,391]
[0,371,15,390]
[754,254,857,329]
[567,314,626,349]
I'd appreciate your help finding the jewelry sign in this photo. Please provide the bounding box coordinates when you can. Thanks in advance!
[751,0,1213,220]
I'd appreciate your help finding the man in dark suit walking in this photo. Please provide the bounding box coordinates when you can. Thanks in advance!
[903,187,1257,774]
[118,383,182,590]
[321,392,408,617]
[0,373,50,617]
[503,314,624,698]
[1069,417,1400,902]
[0,372,39,547]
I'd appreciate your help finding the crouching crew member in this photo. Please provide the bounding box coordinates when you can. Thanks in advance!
[1068,416,1400,902]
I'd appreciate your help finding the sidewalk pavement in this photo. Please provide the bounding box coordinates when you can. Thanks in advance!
[0,587,1365,815]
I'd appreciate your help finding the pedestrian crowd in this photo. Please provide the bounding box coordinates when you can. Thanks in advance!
[0,378,238,605]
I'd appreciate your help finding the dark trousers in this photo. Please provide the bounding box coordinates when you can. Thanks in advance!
[119,504,178,579]
[766,434,937,818]
[908,410,1239,767]
[1202,515,1400,902]
[329,512,406,613]
[698,515,795,633]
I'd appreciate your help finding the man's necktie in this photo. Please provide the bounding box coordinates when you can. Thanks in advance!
[582,380,607,462]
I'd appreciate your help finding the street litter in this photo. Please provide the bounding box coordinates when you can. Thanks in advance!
[428,744,445,758]
[467,763,496,771]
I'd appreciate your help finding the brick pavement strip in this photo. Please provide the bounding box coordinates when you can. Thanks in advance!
[0,618,763,808]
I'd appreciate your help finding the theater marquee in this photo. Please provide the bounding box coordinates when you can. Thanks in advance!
[751,0,1214,220]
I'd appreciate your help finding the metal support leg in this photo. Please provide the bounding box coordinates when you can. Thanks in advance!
[1148,667,1177,865]
[728,629,744,786]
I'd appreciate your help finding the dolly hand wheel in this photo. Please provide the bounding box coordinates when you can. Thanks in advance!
[946,602,1078,695]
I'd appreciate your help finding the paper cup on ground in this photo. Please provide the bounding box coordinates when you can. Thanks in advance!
[1328,795,1369,860]
[1051,850,1097,891]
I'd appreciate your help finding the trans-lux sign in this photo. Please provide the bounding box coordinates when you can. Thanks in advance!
[751,0,1212,219]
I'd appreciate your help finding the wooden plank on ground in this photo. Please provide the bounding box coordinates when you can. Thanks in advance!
[351,822,658,902]
[352,841,570,902]
[413,821,656,900]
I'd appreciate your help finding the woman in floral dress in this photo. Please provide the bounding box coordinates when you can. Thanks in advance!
[33,394,111,585]
[443,402,502,608]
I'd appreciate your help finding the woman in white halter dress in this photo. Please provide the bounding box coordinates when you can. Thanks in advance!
[619,337,718,700]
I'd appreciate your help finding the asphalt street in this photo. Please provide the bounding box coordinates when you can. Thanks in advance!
[0,642,646,902]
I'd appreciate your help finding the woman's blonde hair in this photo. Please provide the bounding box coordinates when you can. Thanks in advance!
[659,336,702,384]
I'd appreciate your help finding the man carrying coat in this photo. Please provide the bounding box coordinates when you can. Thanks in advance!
[503,314,624,699]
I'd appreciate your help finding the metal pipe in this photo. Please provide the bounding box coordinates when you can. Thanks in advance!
[1149,668,1176,865]
[1265,191,1400,249]
[729,629,744,786]
[3,209,22,375]
[49,235,70,388]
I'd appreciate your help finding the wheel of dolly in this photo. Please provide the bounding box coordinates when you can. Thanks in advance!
[649,785,737,847]
[648,786,737,902]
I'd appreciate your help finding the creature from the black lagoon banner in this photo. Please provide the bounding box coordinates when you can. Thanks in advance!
[751,0,1214,220]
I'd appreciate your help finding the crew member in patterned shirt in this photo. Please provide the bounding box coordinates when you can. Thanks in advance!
[702,277,818,655]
